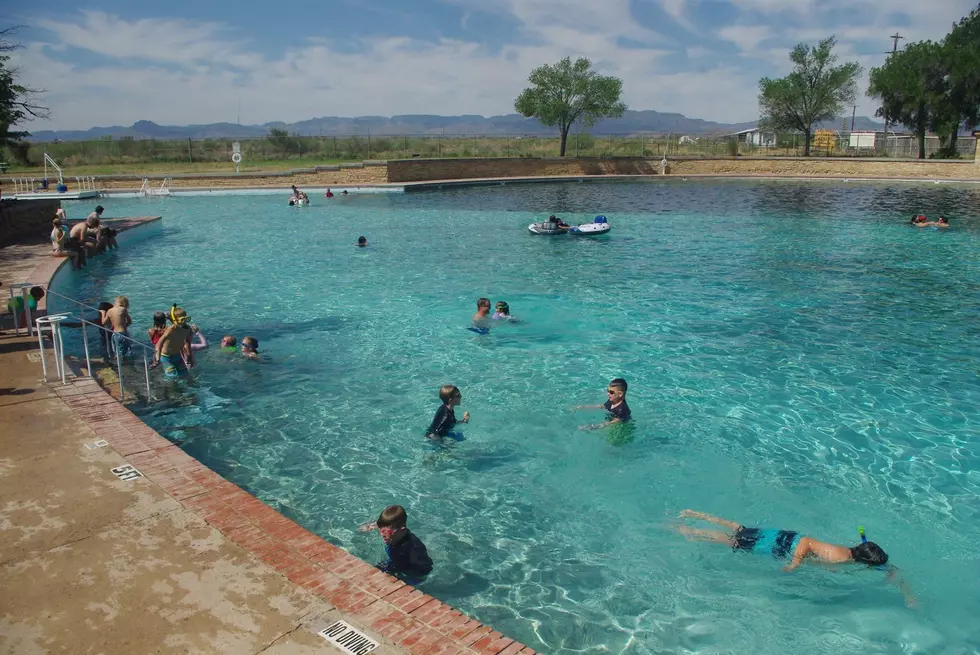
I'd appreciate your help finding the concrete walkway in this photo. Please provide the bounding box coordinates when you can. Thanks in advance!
[0,336,346,654]
[0,221,533,655]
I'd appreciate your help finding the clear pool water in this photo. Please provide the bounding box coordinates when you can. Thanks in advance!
[57,180,980,654]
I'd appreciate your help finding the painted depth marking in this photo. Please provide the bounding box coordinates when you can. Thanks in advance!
[110,464,143,481]
[319,621,379,655]
[27,352,42,363]
[85,440,109,449]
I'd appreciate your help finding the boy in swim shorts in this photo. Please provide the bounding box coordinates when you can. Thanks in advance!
[104,296,133,358]
[155,305,194,378]
[677,509,915,604]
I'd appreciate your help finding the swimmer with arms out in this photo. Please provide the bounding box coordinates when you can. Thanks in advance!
[678,510,915,606]
[573,378,631,430]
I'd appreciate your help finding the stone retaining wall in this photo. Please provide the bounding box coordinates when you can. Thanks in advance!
[388,151,980,183]
[0,198,61,247]
[93,165,388,190]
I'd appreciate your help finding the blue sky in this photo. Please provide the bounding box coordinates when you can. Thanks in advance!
[10,0,978,130]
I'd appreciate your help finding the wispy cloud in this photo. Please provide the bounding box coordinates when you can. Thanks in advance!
[11,1,979,131]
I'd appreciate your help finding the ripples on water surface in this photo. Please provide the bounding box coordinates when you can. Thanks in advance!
[59,180,980,654]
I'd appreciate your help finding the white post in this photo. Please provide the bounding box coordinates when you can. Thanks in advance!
[55,322,66,384]
[22,288,33,338]
[143,350,151,401]
[36,322,49,380]
[82,320,92,376]
[116,342,124,402]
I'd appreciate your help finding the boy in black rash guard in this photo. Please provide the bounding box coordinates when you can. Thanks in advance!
[358,505,433,582]
[572,377,632,430]
[426,384,470,439]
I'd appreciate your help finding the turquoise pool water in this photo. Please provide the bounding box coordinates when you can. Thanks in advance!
[57,180,980,654]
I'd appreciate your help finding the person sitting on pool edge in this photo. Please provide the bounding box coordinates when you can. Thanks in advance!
[676,510,915,605]
[426,384,469,439]
[357,236,368,247]
[573,378,631,430]
[155,305,194,378]
[358,505,433,583]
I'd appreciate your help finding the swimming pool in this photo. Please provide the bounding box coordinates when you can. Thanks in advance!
[57,180,980,654]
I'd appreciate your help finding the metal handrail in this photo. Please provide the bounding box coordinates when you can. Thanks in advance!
[42,289,157,402]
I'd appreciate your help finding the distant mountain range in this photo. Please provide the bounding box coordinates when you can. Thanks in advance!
[27,111,888,142]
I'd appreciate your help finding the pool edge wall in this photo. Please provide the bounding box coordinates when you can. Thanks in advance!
[40,217,532,655]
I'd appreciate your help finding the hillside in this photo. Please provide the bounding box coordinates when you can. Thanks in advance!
[27,110,887,142]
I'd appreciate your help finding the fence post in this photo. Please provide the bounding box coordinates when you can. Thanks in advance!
[187,138,193,163]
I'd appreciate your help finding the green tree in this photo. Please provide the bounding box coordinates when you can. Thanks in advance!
[758,37,861,156]
[944,4,980,133]
[514,57,626,157]
[868,41,950,159]
[0,27,49,151]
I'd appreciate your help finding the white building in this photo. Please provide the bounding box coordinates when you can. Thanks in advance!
[728,128,776,147]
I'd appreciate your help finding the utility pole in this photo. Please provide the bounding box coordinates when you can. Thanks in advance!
[881,33,904,153]
[850,105,857,132]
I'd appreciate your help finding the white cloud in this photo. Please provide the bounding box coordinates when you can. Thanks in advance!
[717,25,772,52]
[11,1,979,132]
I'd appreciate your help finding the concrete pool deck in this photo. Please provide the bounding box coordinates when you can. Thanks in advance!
[0,221,533,654]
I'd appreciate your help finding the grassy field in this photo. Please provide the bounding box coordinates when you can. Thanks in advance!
[4,132,960,177]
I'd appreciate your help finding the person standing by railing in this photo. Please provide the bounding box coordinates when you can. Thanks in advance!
[155,305,194,379]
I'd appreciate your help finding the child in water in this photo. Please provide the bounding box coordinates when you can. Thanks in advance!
[147,312,167,346]
[358,505,433,582]
[677,510,915,605]
[104,296,133,358]
[426,384,469,439]
[155,305,194,378]
[573,378,632,430]
[492,301,517,321]
[241,336,259,359]
[220,335,237,352]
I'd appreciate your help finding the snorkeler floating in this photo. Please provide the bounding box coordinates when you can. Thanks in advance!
[677,510,915,605]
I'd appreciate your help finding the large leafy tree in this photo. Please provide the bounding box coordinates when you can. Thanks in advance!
[0,27,49,152]
[868,41,951,159]
[515,57,626,157]
[944,4,980,133]
[758,37,861,156]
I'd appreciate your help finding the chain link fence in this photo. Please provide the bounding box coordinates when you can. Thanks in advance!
[10,131,976,170]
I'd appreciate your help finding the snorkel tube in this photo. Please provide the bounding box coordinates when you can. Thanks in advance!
[858,526,867,543]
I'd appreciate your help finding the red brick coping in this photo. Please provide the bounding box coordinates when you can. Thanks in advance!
[26,221,534,655]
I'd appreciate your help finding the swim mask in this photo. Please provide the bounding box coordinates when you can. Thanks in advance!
[170,304,190,325]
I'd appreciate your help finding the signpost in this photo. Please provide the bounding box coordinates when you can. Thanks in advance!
[231,142,242,173]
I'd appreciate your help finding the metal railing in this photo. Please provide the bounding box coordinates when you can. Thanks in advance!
[43,289,156,403]
[139,177,173,196]
[44,152,64,185]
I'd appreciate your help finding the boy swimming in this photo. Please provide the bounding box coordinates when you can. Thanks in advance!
[677,510,914,604]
